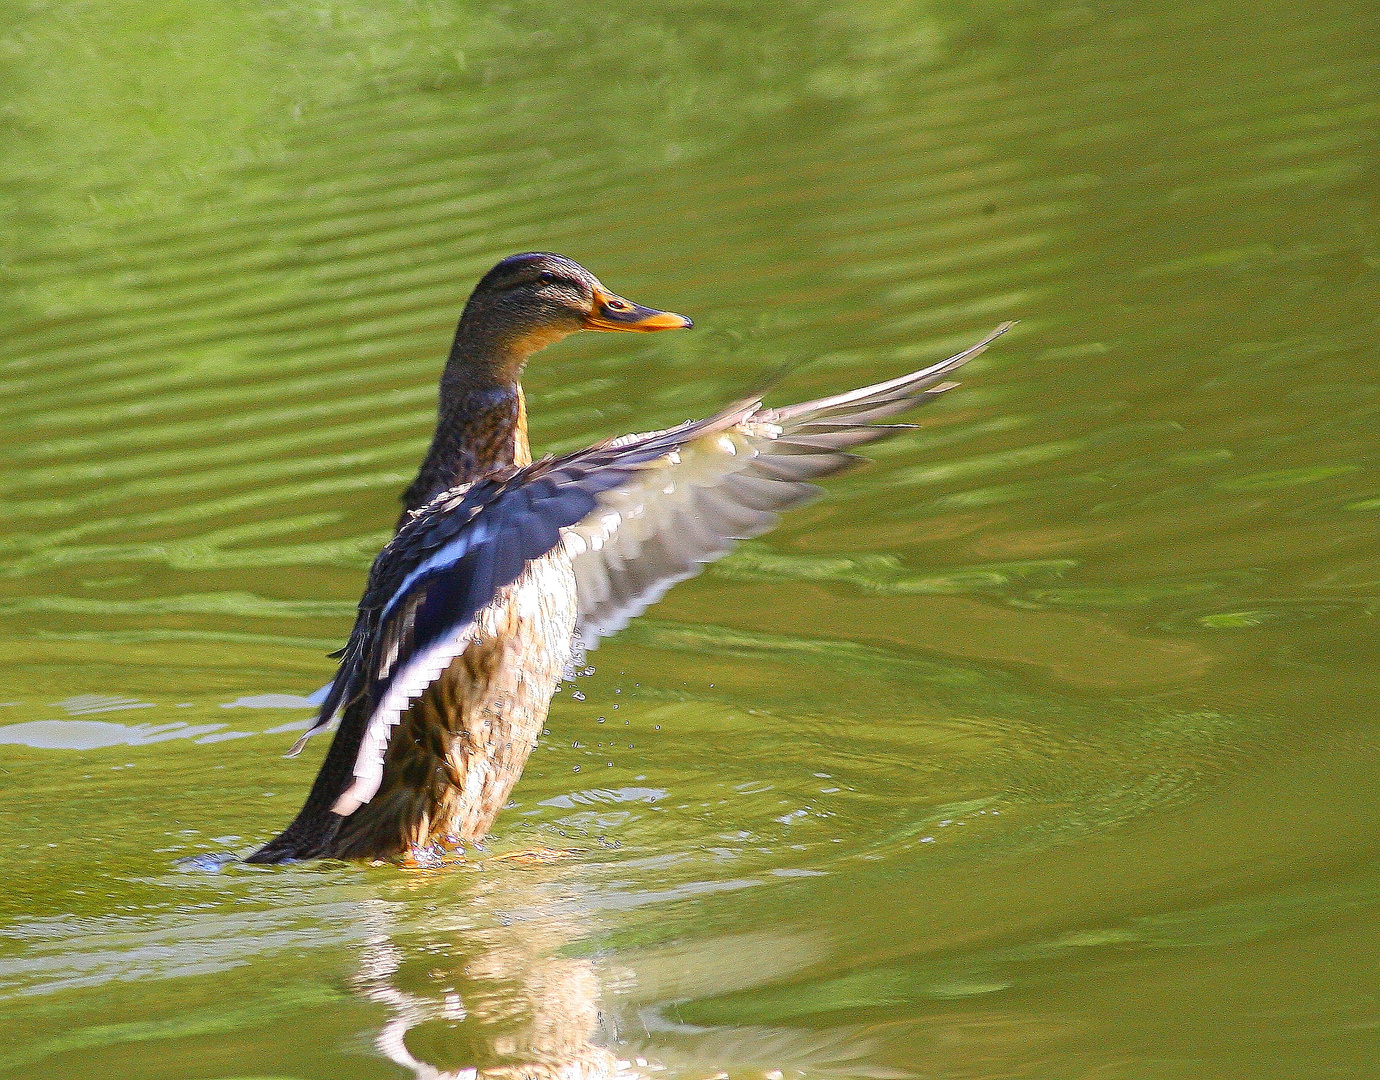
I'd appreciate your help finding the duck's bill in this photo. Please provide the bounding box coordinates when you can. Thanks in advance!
[584,287,693,332]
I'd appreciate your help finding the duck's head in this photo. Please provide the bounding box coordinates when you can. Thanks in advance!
[453,252,692,378]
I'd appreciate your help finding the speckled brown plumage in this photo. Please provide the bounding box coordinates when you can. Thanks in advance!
[399,386,531,524]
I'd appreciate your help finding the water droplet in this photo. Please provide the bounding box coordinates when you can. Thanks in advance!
[597,717,605,723]
[572,690,585,701]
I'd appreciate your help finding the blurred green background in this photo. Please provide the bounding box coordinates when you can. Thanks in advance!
[1,0,1378,1076]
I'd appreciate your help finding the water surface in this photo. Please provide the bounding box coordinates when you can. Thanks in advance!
[2,0,1379,1076]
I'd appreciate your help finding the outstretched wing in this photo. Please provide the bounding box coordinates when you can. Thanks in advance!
[565,322,1013,645]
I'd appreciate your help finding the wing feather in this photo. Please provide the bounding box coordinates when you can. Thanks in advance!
[567,323,1012,646]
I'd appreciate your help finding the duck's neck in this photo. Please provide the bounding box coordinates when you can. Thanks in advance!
[401,367,532,518]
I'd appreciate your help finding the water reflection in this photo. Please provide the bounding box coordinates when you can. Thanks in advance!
[349,861,918,1079]
[351,882,623,1079]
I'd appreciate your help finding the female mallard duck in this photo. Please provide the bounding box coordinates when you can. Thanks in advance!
[248,253,1011,863]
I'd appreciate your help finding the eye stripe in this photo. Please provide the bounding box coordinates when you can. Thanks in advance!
[496,272,579,292]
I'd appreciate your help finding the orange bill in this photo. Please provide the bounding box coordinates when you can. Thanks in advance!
[584,285,693,332]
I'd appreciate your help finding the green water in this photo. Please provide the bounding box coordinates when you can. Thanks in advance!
[2,0,1378,1076]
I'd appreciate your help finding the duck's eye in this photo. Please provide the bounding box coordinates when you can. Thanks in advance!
[536,271,557,284]
[604,298,629,311]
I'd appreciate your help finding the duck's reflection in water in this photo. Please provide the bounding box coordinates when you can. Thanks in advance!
[348,859,912,1080]
[352,861,627,1079]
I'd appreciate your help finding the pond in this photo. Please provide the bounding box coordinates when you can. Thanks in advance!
[1,0,1378,1076]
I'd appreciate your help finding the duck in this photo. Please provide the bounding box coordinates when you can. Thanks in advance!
[247,253,1011,863]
